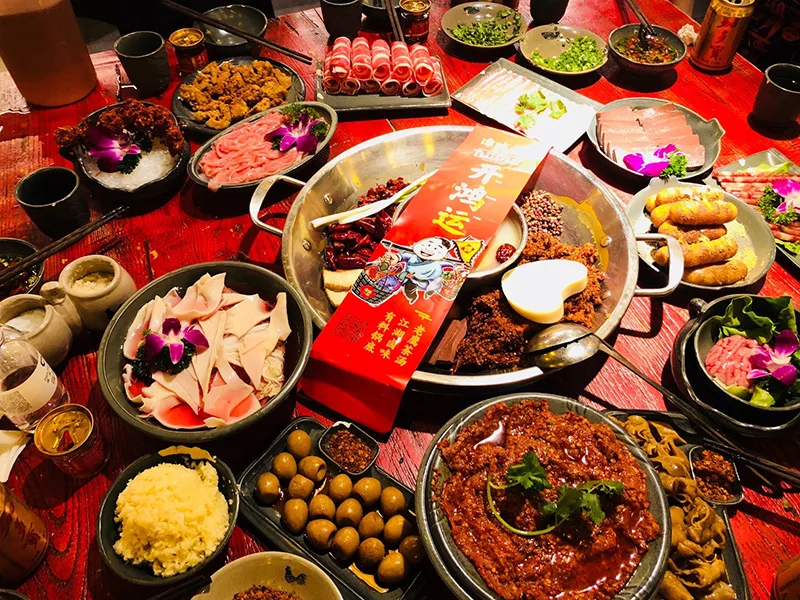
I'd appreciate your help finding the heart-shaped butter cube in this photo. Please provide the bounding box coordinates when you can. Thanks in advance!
[501,260,589,324]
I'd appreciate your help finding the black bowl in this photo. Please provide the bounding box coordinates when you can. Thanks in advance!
[97,447,239,586]
[692,295,800,416]
[415,393,670,600]
[608,24,687,77]
[97,262,313,443]
[362,0,400,23]
[0,238,43,298]
[671,300,800,437]
[196,4,268,59]
[66,102,190,207]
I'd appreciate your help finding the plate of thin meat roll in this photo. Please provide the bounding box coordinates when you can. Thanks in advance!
[627,178,776,291]
[316,37,451,112]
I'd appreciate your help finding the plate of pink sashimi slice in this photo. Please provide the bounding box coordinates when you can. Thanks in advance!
[98,263,312,442]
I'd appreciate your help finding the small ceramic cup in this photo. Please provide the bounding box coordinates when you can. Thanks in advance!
[320,0,362,39]
[0,294,73,366]
[14,167,90,238]
[752,63,800,127]
[55,256,137,333]
[114,31,171,97]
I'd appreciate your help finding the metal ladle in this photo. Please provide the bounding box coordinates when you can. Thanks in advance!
[525,322,776,488]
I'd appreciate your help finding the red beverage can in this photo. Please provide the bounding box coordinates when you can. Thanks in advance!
[0,483,48,585]
[169,28,209,75]
[33,404,108,479]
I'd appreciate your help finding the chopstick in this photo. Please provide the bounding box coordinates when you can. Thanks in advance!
[702,439,800,488]
[0,206,128,287]
[159,0,314,65]
[146,574,212,600]
[385,0,406,43]
[622,0,657,37]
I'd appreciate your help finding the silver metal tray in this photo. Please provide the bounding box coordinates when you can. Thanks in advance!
[453,57,600,153]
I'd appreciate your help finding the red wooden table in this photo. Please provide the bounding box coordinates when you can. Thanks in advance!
[2,0,800,598]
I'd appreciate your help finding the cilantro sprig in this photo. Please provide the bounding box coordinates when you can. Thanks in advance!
[659,151,688,179]
[514,92,568,131]
[486,451,623,537]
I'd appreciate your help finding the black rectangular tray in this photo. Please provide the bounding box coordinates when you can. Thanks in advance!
[606,410,751,600]
[715,148,800,270]
[315,59,451,114]
[238,417,432,600]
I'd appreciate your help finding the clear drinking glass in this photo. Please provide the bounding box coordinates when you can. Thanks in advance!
[0,327,68,432]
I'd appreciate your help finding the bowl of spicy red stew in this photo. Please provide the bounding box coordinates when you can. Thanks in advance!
[416,393,670,600]
[608,24,686,77]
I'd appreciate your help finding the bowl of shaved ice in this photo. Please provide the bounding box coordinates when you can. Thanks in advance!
[54,99,191,206]
[97,261,313,443]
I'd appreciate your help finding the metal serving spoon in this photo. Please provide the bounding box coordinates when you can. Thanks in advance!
[525,323,778,488]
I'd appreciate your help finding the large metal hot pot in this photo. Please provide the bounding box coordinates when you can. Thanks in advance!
[249,126,681,394]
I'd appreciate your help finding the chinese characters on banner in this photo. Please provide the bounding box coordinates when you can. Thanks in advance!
[300,126,550,432]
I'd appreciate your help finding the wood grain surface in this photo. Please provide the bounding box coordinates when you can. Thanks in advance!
[2,1,799,598]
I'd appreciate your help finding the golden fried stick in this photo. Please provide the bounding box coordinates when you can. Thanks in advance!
[653,235,738,268]
[683,260,748,286]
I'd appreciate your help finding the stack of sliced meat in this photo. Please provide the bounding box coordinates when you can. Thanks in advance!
[322,36,444,97]
[714,170,800,205]
[596,104,705,169]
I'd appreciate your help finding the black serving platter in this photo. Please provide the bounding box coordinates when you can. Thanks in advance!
[172,56,307,138]
[671,297,800,437]
[314,60,451,114]
[238,417,432,600]
[715,148,800,270]
[605,410,751,600]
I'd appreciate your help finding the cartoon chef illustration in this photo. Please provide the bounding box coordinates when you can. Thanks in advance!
[382,237,464,304]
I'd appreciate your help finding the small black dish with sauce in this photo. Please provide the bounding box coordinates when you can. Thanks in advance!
[319,421,380,477]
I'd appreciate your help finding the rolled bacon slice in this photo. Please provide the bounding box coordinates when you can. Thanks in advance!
[322,55,341,94]
[422,60,443,97]
[341,72,361,96]
[371,39,391,81]
[409,44,434,83]
[402,80,421,97]
[390,41,413,82]
[362,78,381,94]
[330,37,351,79]
[381,78,401,96]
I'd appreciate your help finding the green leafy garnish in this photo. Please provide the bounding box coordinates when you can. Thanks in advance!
[777,239,800,255]
[516,113,537,131]
[758,185,798,226]
[517,91,549,114]
[746,161,791,175]
[660,151,688,179]
[713,295,797,344]
[450,10,522,46]
[486,451,623,537]
[131,338,196,384]
[529,36,604,72]
[549,100,567,119]
[117,153,142,175]
[505,452,551,491]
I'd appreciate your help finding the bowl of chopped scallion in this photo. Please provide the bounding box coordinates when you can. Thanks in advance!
[521,24,608,75]
[442,2,525,49]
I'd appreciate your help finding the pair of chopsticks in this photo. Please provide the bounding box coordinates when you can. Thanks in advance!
[160,0,313,65]
[703,439,800,488]
[0,206,128,288]
[622,0,657,38]
[384,0,406,43]
[147,574,212,600]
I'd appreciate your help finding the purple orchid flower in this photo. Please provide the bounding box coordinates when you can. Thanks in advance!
[774,178,800,214]
[86,126,140,173]
[623,144,678,177]
[143,319,210,364]
[747,329,799,387]
[268,113,322,155]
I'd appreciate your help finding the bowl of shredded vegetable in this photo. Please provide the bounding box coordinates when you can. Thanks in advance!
[608,24,686,77]
[442,2,525,49]
[521,24,608,75]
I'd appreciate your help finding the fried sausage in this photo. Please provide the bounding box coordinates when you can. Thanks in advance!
[669,200,737,226]
[645,186,724,212]
[650,204,673,228]
[683,260,748,286]
[653,235,738,268]
[657,221,727,245]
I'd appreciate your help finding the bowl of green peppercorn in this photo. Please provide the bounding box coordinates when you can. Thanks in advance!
[442,2,525,49]
[521,24,608,75]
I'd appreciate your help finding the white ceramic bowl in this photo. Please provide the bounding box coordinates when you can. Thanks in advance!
[191,552,343,600]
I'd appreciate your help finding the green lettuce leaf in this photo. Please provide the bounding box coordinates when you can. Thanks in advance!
[715,295,796,344]
[777,239,800,256]
[746,161,792,175]
[751,384,777,407]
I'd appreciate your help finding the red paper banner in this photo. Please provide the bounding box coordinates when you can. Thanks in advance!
[301,125,550,432]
